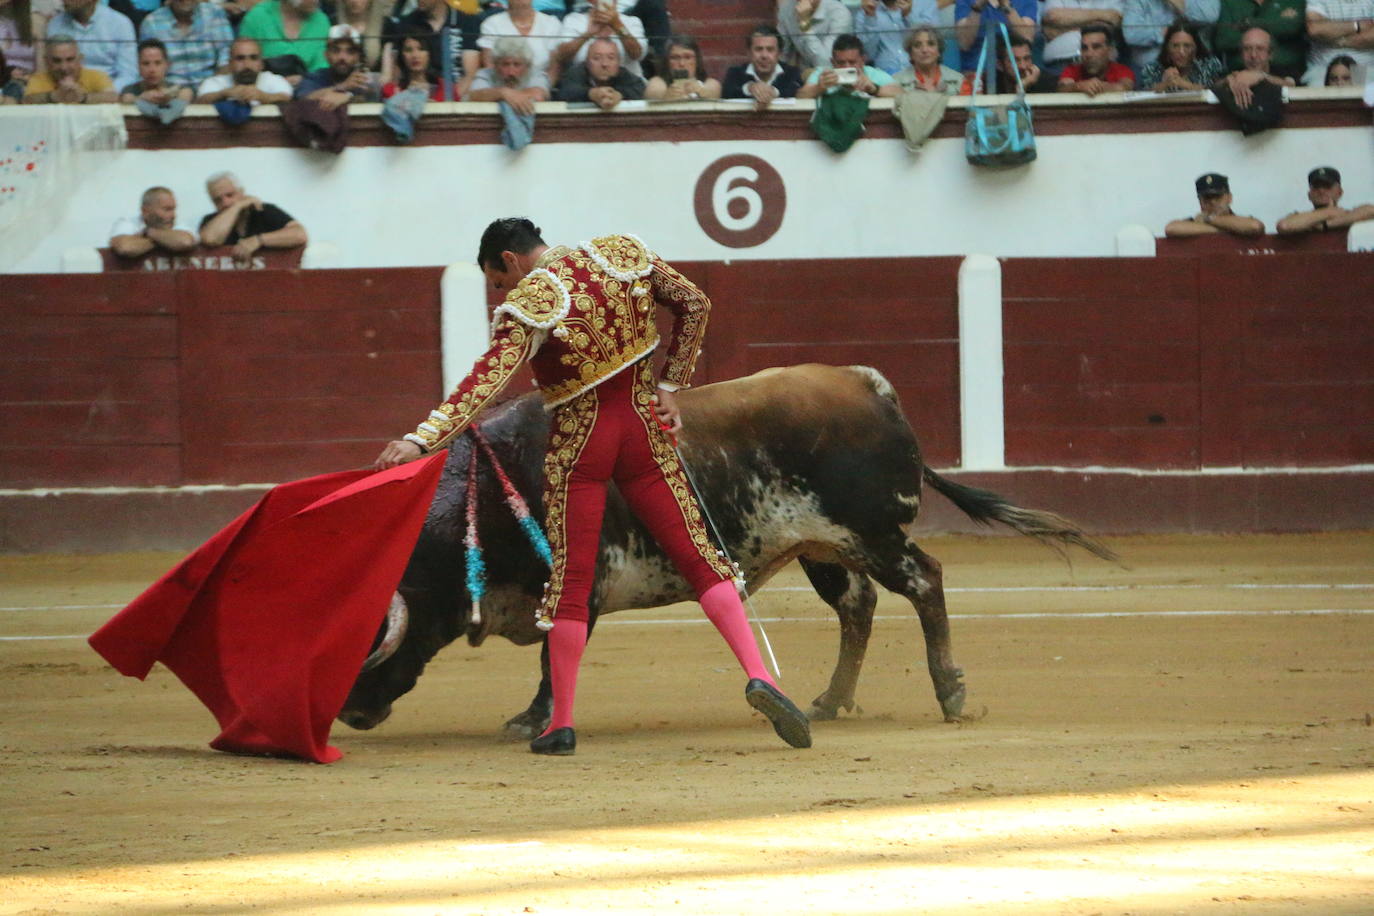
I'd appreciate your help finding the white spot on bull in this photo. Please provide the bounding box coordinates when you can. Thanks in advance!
[847,365,896,401]
[599,533,695,612]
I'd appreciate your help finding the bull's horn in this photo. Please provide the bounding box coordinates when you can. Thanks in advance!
[361,592,408,671]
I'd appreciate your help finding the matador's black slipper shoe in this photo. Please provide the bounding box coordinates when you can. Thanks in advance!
[745,679,812,748]
[530,727,576,756]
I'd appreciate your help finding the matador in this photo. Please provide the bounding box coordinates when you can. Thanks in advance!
[375,218,812,755]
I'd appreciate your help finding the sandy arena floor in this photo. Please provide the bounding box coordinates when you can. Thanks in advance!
[2,532,1372,915]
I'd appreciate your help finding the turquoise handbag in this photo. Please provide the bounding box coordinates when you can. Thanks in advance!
[965,23,1037,168]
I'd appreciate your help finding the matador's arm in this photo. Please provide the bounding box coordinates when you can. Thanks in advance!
[648,253,710,391]
[403,315,535,452]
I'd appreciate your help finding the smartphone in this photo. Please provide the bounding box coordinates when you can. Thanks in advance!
[834,67,859,85]
[671,68,690,81]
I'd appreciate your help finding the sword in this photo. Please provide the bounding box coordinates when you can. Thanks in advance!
[654,409,782,681]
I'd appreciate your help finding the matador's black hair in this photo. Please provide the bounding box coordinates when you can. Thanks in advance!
[477,217,545,270]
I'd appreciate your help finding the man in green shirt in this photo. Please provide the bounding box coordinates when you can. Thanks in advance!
[1215,0,1309,81]
[238,0,332,75]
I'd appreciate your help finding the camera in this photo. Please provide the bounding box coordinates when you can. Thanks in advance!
[834,67,859,86]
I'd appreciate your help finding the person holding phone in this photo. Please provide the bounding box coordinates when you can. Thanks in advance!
[797,31,899,98]
[644,33,720,99]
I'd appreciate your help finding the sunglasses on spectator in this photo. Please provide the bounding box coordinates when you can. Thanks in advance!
[233,54,262,61]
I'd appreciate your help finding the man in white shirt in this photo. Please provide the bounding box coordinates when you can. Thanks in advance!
[1305,0,1374,85]
[554,3,647,79]
[195,37,293,110]
[109,187,198,259]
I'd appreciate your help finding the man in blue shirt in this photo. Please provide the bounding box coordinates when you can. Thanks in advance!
[856,0,939,74]
[954,0,1037,74]
[139,0,235,86]
[46,0,138,91]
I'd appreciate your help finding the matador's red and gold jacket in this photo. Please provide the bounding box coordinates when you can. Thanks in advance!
[404,233,710,453]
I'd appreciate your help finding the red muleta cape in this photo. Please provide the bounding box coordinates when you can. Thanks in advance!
[88,453,447,763]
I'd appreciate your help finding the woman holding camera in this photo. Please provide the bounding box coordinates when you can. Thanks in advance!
[644,34,720,100]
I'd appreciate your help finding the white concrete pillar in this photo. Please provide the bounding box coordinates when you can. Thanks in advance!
[59,247,102,273]
[1347,221,1374,253]
[957,254,1005,470]
[439,262,490,395]
[1115,224,1156,257]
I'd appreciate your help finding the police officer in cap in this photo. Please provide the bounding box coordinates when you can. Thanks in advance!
[1164,173,1266,238]
[1277,167,1374,234]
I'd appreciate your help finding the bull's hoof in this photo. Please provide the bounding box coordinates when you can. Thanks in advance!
[807,694,857,722]
[530,727,576,756]
[939,683,968,721]
[502,709,551,740]
[746,679,812,749]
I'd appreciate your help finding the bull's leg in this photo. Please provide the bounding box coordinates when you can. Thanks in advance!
[798,557,876,721]
[501,639,554,739]
[502,611,602,739]
[866,542,966,721]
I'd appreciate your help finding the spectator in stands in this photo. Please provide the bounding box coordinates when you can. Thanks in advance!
[1217,26,1295,106]
[960,31,1059,92]
[1138,21,1227,91]
[110,186,198,258]
[238,0,332,77]
[138,0,232,86]
[955,0,1037,75]
[479,0,562,84]
[294,23,380,104]
[1215,0,1307,82]
[200,171,308,265]
[1323,53,1357,83]
[857,0,939,75]
[1,47,23,100]
[797,32,900,98]
[336,0,388,72]
[778,0,854,71]
[1305,0,1374,86]
[554,34,644,108]
[196,37,293,119]
[1123,0,1221,76]
[46,0,136,90]
[721,24,805,106]
[382,31,448,100]
[120,37,193,123]
[645,33,720,99]
[469,34,550,109]
[379,29,448,141]
[1058,22,1135,93]
[1164,173,1266,237]
[22,34,116,101]
[894,24,962,93]
[566,1,671,62]
[0,0,40,83]
[554,2,646,79]
[1041,0,1124,75]
[1277,166,1374,233]
[380,0,482,96]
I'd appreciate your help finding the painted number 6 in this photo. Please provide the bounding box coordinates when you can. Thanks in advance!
[693,155,786,249]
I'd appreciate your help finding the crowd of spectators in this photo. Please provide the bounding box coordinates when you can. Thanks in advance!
[1,0,1369,119]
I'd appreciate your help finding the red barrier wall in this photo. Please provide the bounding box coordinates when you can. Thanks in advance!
[2,253,1370,492]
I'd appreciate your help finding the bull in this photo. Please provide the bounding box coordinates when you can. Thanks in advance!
[340,364,1114,736]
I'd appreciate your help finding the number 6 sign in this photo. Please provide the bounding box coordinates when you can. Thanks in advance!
[693,154,786,248]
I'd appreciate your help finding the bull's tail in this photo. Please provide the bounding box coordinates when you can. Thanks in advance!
[922,468,1119,563]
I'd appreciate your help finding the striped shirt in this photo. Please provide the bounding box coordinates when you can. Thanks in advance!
[139,3,234,85]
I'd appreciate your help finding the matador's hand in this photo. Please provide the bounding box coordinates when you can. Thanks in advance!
[374,439,422,470]
[652,390,683,437]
